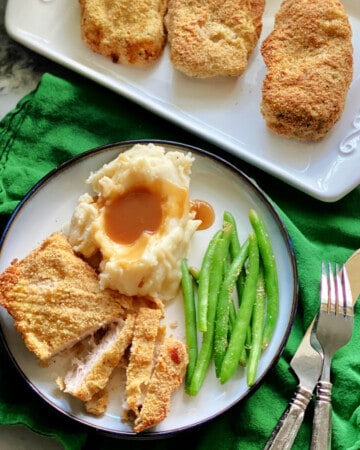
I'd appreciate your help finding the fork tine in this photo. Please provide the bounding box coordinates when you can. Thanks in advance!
[321,261,329,309]
[328,262,336,313]
[342,266,354,317]
[335,263,343,314]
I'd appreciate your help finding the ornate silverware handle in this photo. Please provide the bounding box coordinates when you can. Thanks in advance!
[264,386,312,450]
[310,381,332,450]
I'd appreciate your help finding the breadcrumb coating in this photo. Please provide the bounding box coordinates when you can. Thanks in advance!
[0,233,132,360]
[79,0,168,66]
[261,0,353,141]
[165,0,265,78]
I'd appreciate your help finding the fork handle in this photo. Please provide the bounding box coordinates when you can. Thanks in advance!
[264,386,312,450]
[310,381,332,450]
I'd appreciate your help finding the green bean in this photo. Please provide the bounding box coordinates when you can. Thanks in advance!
[181,259,198,391]
[189,266,200,283]
[219,232,259,384]
[214,238,250,377]
[219,221,234,268]
[239,325,251,367]
[239,348,248,367]
[247,263,266,386]
[187,236,228,395]
[197,230,222,332]
[229,301,236,330]
[224,211,241,257]
[249,209,279,349]
[223,211,245,304]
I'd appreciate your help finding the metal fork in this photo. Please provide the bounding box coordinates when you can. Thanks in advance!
[310,262,354,450]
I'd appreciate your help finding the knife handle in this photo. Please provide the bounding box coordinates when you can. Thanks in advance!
[310,381,332,450]
[263,386,312,450]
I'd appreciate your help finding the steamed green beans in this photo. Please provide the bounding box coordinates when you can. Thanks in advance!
[219,232,259,384]
[181,259,198,391]
[247,263,266,386]
[181,208,279,394]
[196,230,222,332]
[187,236,228,395]
[249,209,279,349]
[214,238,249,376]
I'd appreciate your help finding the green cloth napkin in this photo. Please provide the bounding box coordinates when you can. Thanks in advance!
[0,73,360,450]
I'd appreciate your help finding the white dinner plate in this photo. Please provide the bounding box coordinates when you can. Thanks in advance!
[4,0,360,202]
[0,140,297,437]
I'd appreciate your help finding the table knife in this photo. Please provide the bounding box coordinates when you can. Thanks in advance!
[345,249,360,302]
[264,318,323,450]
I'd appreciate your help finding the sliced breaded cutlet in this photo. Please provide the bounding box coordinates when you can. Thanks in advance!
[79,0,168,66]
[123,305,188,432]
[260,0,353,141]
[124,306,164,419]
[165,0,265,78]
[134,337,188,433]
[0,232,133,361]
[57,314,136,402]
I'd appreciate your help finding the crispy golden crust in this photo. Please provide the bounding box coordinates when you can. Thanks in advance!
[165,0,265,78]
[134,337,188,433]
[79,0,168,66]
[0,233,132,360]
[260,0,353,141]
[85,389,109,416]
[124,307,163,417]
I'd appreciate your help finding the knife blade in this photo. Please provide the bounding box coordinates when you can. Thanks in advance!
[345,249,360,303]
[264,319,323,450]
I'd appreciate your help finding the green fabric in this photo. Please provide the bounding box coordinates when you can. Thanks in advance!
[0,73,360,450]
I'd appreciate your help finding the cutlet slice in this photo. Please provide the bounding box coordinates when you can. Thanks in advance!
[165,0,265,78]
[79,0,168,66]
[57,313,136,402]
[134,337,188,433]
[260,0,353,141]
[124,306,164,419]
[0,232,133,361]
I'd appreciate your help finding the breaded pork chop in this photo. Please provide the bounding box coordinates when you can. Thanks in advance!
[0,233,132,361]
[134,337,188,433]
[165,0,265,78]
[79,0,168,66]
[260,0,353,141]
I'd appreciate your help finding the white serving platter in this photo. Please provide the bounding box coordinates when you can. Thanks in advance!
[4,0,360,201]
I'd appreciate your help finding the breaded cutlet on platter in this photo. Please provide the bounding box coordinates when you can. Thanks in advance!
[260,0,353,141]
[165,0,265,78]
[79,0,168,66]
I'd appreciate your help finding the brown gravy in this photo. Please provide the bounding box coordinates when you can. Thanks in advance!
[190,199,215,230]
[104,183,214,246]
[104,188,162,245]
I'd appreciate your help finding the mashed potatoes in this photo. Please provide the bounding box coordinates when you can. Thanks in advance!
[67,143,200,301]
